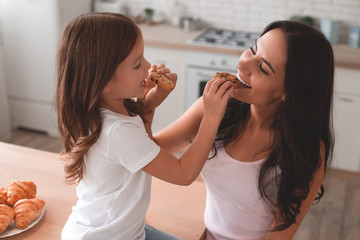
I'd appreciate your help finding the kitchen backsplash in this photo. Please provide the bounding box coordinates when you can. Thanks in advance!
[113,0,360,44]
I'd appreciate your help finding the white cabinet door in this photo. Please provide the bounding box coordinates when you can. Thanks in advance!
[2,0,59,102]
[0,40,12,141]
[332,67,360,172]
[332,93,360,171]
[144,46,186,133]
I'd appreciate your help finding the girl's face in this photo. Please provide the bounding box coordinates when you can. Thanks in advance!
[102,33,151,108]
[232,28,287,108]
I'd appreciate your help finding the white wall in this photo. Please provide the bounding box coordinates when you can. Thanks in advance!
[117,0,360,44]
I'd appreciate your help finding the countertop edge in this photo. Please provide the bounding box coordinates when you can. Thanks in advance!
[140,24,360,70]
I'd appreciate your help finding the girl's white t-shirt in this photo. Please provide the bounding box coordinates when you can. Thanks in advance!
[201,147,278,240]
[61,109,160,240]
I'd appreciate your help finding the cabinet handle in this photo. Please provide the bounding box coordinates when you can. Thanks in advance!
[338,97,353,103]
[196,71,213,79]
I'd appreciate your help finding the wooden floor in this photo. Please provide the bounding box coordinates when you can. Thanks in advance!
[3,129,360,240]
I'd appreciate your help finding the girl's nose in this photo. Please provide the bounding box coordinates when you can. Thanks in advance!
[144,58,151,72]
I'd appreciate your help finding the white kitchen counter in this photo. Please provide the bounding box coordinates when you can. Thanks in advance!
[139,24,360,70]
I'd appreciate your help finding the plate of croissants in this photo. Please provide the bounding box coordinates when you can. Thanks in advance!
[0,180,45,238]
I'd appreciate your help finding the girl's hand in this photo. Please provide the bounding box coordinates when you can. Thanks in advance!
[202,77,234,122]
[143,64,178,110]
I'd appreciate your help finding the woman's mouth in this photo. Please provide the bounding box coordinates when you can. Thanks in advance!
[236,73,251,88]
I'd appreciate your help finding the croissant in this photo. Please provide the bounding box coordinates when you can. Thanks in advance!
[0,187,7,205]
[13,198,45,229]
[0,204,14,234]
[6,180,36,206]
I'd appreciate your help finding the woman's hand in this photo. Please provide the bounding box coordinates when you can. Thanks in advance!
[202,77,234,122]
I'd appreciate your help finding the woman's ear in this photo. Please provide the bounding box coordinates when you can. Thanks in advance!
[282,94,286,102]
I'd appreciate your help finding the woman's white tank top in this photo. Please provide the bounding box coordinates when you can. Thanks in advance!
[201,147,278,240]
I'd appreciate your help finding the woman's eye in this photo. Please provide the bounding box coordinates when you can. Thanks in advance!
[250,47,256,55]
[259,65,269,75]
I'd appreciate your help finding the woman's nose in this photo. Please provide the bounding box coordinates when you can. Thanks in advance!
[238,58,251,76]
[238,50,256,76]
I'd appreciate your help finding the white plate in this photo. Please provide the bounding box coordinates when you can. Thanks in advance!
[0,207,45,238]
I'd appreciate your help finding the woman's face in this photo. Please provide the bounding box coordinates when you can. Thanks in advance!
[232,28,287,108]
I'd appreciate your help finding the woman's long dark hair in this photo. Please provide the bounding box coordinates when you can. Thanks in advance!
[212,20,334,230]
[56,13,140,184]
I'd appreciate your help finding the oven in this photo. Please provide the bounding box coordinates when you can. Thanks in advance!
[185,51,239,109]
[185,28,259,109]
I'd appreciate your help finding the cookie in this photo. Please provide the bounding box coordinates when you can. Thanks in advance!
[213,72,250,89]
[149,72,175,90]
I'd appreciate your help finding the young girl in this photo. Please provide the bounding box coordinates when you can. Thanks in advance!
[56,13,233,240]
[149,20,334,240]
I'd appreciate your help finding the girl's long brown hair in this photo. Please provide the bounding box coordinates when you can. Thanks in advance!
[56,13,139,184]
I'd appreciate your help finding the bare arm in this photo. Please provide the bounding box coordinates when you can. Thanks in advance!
[139,64,177,139]
[142,78,233,185]
[153,97,204,154]
[263,144,326,240]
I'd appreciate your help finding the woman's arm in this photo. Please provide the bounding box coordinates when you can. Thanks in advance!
[153,97,204,154]
[263,144,326,240]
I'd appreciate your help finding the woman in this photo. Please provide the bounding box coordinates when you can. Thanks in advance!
[146,20,334,239]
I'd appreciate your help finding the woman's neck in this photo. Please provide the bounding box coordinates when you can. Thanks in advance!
[248,103,280,130]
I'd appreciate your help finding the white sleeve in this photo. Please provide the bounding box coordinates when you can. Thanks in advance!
[108,118,160,173]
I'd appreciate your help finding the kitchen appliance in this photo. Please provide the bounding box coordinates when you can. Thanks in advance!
[180,17,202,32]
[1,0,92,137]
[186,28,259,109]
[189,28,260,50]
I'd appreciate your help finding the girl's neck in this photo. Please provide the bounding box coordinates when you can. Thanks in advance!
[101,100,130,116]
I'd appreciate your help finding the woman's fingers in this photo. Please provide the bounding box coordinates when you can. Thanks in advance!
[204,77,232,96]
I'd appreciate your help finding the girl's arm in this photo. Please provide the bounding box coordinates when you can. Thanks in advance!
[142,78,233,186]
[263,144,326,240]
[139,64,177,139]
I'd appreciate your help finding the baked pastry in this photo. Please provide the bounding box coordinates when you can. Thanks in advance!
[13,198,45,229]
[149,72,175,90]
[0,187,7,205]
[6,180,37,206]
[213,72,251,89]
[0,204,14,234]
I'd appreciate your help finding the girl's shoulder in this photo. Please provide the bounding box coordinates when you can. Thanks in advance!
[101,108,144,135]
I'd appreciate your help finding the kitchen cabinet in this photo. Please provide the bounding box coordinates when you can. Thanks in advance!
[1,0,91,137]
[332,67,360,172]
[144,46,186,133]
[0,38,12,141]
